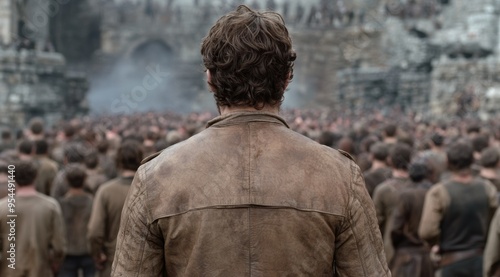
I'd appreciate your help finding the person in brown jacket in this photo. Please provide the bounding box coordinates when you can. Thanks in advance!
[88,141,143,277]
[485,208,500,277]
[111,5,390,277]
[0,160,66,277]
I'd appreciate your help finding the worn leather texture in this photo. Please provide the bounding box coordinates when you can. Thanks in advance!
[111,112,390,277]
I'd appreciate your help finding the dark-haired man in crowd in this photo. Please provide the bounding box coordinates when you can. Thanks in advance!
[34,139,59,195]
[373,143,413,263]
[83,150,108,194]
[420,133,447,180]
[59,164,94,277]
[88,141,143,277]
[112,5,390,276]
[17,139,34,161]
[390,162,434,277]
[0,130,15,153]
[0,160,66,276]
[479,147,500,194]
[51,143,87,201]
[419,142,498,277]
[364,142,392,197]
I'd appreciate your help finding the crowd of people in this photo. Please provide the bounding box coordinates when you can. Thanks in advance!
[1,2,500,276]
[0,108,498,276]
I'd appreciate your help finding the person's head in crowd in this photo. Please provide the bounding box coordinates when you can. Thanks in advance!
[201,5,296,112]
[17,139,34,160]
[63,143,86,164]
[65,164,87,190]
[84,150,100,170]
[472,134,489,160]
[370,142,389,164]
[96,139,109,154]
[14,160,38,187]
[0,160,9,198]
[337,136,355,156]
[34,139,50,156]
[115,141,143,172]
[430,133,445,149]
[389,143,412,172]
[446,141,474,173]
[408,162,429,183]
[383,123,397,144]
[29,118,44,139]
[413,155,441,184]
[480,147,500,170]
[360,135,379,154]
[397,134,414,148]
[466,123,481,138]
[63,124,76,140]
[1,130,12,142]
[318,131,336,147]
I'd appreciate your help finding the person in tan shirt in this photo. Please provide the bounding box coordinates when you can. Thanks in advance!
[111,5,390,277]
[88,141,143,277]
[0,160,66,277]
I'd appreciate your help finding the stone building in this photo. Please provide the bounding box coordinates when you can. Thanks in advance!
[2,0,500,126]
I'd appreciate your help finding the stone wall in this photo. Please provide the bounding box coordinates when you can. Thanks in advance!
[0,49,88,128]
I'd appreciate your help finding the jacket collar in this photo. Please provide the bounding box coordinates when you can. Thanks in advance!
[207,111,290,129]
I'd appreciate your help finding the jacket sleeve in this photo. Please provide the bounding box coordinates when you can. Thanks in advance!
[484,208,500,277]
[335,162,391,276]
[111,168,165,277]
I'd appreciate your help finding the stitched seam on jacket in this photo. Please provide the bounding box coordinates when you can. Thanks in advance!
[347,160,368,276]
[349,159,388,275]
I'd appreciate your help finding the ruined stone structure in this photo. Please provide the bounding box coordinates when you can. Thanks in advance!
[0,50,88,127]
[0,0,89,128]
[2,0,500,124]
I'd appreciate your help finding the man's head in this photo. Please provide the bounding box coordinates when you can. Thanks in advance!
[84,150,99,170]
[14,160,38,187]
[65,164,87,189]
[18,140,34,155]
[201,5,296,110]
[480,147,500,169]
[115,141,143,171]
[34,139,49,155]
[389,143,412,171]
[29,118,44,136]
[64,143,86,164]
[430,133,444,147]
[370,142,389,162]
[447,141,474,172]
[408,162,429,183]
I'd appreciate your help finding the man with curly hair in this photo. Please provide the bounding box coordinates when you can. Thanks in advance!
[112,5,390,276]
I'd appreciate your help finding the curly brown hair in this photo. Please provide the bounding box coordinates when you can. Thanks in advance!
[201,5,296,109]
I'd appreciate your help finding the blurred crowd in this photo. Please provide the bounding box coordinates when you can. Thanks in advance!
[0,108,499,276]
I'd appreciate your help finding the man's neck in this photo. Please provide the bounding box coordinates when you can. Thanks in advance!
[371,160,387,171]
[451,169,473,183]
[17,185,37,196]
[218,105,280,116]
[67,187,86,196]
[392,169,409,178]
[121,170,136,178]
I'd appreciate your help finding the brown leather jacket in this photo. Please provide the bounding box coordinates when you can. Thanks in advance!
[111,112,390,277]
